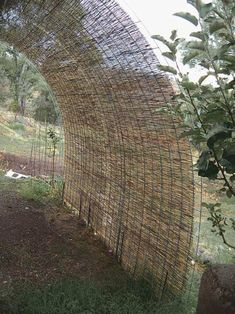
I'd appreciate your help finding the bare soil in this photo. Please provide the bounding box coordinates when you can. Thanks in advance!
[0,174,125,295]
[0,151,63,177]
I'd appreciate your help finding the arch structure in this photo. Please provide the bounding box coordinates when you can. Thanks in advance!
[0,0,194,298]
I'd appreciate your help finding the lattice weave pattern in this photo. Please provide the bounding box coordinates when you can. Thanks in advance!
[0,0,194,298]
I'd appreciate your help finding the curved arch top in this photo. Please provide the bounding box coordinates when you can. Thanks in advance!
[0,0,194,298]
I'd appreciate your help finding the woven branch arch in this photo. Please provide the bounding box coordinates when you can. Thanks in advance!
[0,0,194,298]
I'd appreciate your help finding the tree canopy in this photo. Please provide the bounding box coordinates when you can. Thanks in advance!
[0,42,59,124]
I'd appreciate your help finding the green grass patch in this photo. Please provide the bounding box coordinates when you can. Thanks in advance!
[0,111,64,158]
[0,172,64,206]
[0,133,34,156]
[8,121,26,132]
[0,170,22,191]
[2,278,197,314]
[19,177,64,205]
[19,179,52,203]
[194,190,235,265]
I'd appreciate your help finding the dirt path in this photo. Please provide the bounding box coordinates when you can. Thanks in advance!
[0,178,125,296]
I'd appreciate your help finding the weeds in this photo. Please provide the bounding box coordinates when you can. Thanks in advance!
[19,177,64,205]
[4,278,197,314]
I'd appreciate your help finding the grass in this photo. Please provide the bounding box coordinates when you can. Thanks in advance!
[0,110,64,158]
[0,172,199,313]
[0,170,24,192]
[0,174,231,314]
[0,170,64,207]
[1,277,198,314]
[18,176,65,207]
[8,121,26,132]
[0,133,34,156]
[0,175,233,314]
[193,182,235,266]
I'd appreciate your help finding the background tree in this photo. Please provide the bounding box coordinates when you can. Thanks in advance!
[0,42,59,123]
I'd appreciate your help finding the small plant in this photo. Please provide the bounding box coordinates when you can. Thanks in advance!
[202,201,235,249]
[19,177,64,205]
[8,101,19,121]
[47,128,60,188]
[19,179,51,203]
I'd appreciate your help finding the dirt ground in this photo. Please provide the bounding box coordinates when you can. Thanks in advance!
[0,151,63,177]
[0,173,125,296]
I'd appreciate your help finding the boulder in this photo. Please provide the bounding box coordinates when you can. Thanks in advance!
[196,264,235,314]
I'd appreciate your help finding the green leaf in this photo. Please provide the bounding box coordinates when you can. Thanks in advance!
[182,50,202,64]
[207,128,232,149]
[179,129,199,138]
[187,0,199,9]
[209,20,227,34]
[220,54,234,63]
[158,65,177,75]
[199,60,210,69]
[202,202,210,208]
[226,189,233,198]
[190,31,204,40]
[225,79,235,90]
[202,108,227,124]
[199,3,213,18]
[220,187,227,192]
[151,34,168,44]
[198,161,219,179]
[173,12,198,26]
[170,30,177,41]
[181,79,197,90]
[162,51,175,61]
[187,41,205,51]
[151,34,176,53]
[230,175,235,182]
[213,8,225,19]
[196,150,211,171]
[222,144,235,170]
[198,74,209,84]
[217,68,230,75]
[213,145,224,160]
[222,0,232,6]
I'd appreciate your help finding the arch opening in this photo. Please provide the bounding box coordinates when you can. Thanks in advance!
[0,41,64,182]
[0,0,194,298]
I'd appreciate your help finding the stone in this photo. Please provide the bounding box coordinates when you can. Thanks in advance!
[196,264,235,314]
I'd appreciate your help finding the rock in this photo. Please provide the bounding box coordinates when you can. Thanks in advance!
[198,247,205,255]
[196,264,235,314]
[202,255,213,265]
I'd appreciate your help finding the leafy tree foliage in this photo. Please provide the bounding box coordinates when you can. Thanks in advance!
[0,42,59,123]
[33,90,60,124]
[152,0,235,249]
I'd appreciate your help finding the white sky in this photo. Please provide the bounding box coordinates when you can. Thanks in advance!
[116,0,204,80]
[117,0,197,39]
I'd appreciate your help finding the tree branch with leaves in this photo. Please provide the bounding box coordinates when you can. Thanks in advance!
[152,0,235,249]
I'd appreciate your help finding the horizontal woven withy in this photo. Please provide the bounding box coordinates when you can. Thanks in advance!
[0,0,194,299]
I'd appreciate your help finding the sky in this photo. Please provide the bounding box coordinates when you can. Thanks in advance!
[116,0,203,79]
[116,0,197,40]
